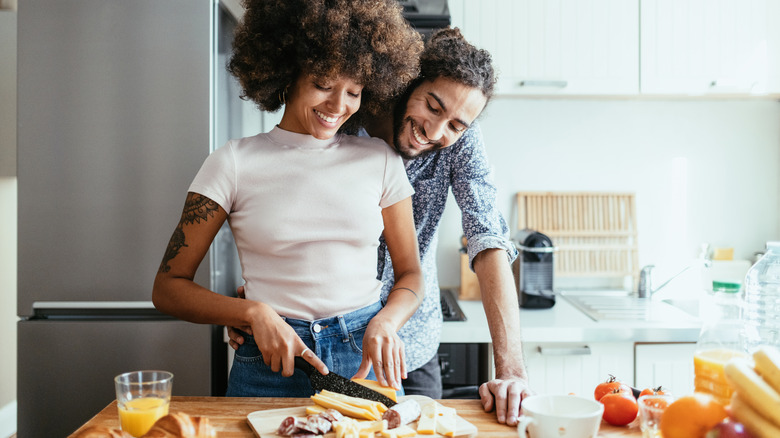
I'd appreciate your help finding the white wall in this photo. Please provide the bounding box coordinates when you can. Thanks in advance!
[436,98,780,293]
[0,8,17,429]
[0,179,16,437]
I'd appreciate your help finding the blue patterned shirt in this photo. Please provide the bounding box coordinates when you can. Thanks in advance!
[374,121,519,371]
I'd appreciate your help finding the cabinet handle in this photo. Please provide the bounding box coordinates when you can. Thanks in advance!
[518,80,568,88]
[537,345,592,356]
[709,79,755,91]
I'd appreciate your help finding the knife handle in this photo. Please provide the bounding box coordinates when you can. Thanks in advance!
[294,356,315,376]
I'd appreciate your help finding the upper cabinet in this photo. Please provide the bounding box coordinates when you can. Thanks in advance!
[449,0,780,97]
[641,0,780,95]
[449,0,639,96]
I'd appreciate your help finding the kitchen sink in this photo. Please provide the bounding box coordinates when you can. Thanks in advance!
[560,291,700,322]
[661,298,701,318]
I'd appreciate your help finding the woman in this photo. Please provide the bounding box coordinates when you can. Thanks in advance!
[152,0,424,397]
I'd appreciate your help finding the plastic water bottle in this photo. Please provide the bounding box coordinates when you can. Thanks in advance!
[741,241,780,352]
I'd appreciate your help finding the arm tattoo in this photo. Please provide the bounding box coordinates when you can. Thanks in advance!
[158,194,221,273]
[182,194,220,225]
[159,227,187,273]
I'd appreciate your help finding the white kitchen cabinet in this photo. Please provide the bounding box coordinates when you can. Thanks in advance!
[449,0,639,96]
[522,342,634,396]
[634,343,696,395]
[641,0,780,95]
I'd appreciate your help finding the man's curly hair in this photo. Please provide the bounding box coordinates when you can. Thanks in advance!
[228,0,423,129]
[418,27,496,103]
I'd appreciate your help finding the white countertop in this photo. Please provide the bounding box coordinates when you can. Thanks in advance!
[440,296,702,344]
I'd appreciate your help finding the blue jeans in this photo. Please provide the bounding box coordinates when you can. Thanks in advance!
[226,301,382,397]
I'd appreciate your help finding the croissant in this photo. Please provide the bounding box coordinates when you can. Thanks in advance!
[73,413,216,438]
[73,426,133,438]
[143,413,216,438]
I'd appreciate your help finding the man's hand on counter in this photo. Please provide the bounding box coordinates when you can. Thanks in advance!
[472,248,534,426]
[478,376,533,426]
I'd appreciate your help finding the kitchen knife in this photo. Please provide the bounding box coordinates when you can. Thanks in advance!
[294,357,397,407]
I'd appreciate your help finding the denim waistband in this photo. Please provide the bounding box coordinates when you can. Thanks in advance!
[280,301,383,341]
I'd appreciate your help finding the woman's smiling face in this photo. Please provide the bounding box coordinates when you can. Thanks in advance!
[279,74,363,140]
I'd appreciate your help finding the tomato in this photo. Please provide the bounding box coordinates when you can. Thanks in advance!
[600,390,639,426]
[640,386,669,398]
[595,375,632,401]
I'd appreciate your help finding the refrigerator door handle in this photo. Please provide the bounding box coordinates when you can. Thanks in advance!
[30,301,174,320]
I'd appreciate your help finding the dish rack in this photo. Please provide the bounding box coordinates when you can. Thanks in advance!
[515,192,639,281]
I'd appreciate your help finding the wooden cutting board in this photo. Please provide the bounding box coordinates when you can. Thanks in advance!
[247,395,477,437]
[599,419,642,437]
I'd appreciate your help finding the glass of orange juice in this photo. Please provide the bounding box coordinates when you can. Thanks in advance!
[114,370,173,437]
[693,286,748,406]
[693,348,747,406]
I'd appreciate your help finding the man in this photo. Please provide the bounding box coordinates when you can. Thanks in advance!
[230,28,532,425]
[366,27,531,426]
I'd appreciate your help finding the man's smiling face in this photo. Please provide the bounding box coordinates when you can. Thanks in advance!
[392,77,487,160]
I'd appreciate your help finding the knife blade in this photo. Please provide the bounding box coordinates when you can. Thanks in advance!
[294,357,397,407]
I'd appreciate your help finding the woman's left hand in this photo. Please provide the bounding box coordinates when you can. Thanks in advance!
[352,315,405,390]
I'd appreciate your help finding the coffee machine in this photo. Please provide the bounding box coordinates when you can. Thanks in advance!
[512,229,557,309]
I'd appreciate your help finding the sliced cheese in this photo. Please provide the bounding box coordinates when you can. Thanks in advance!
[312,393,379,420]
[352,378,399,402]
[305,404,329,415]
[435,405,457,437]
[416,402,437,435]
[333,419,361,438]
[381,425,417,437]
[358,419,388,438]
[359,419,388,433]
[415,401,456,436]
[319,390,386,417]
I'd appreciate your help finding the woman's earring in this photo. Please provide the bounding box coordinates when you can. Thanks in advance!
[278,86,289,105]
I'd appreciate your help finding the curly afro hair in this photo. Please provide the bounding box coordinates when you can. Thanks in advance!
[418,27,496,103]
[228,0,423,129]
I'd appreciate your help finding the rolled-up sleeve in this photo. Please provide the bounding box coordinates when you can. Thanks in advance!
[449,123,518,271]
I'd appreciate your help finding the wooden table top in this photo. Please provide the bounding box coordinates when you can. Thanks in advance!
[70,396,642,437]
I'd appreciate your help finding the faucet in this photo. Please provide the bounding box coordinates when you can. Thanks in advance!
[637,259,713,298]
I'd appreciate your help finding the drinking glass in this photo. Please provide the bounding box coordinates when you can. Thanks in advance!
[114,370,174,437]
[638,394,674,438]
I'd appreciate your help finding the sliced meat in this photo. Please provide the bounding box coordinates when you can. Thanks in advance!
[278,413,337,436]
[276,416,299,436]
[382,399,422,429]
[319,408,344,423]
[278,409,342,436]
[303,415,332,435]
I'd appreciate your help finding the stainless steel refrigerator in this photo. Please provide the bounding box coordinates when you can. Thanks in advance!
[17,1,250,436]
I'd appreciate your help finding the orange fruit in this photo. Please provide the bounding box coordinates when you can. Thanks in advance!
[660,393,728,438]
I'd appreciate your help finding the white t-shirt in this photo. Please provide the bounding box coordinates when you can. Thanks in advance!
[189,126,414,320]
